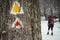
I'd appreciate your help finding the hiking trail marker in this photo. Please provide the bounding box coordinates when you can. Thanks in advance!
[12,18,23,28]
[10,1,24,15]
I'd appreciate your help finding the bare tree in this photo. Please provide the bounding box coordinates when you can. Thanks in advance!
[55,0,60,22]
[43,0,48,20]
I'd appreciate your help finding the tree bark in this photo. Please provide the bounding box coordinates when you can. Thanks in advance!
[0,0,42,40]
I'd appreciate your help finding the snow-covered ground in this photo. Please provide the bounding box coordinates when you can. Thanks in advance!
[41,16,45,21]
[41,20,60,40]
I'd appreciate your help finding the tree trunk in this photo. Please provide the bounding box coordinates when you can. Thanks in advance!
[50,8,53,16]
[58,11,60,22]
[44,7,48,20]
[0,0,42,40]
[58,9,60,22]
[55,0,60,22]
[0,0,9,40]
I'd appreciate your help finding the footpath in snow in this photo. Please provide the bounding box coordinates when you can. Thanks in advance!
[41,21,60,40]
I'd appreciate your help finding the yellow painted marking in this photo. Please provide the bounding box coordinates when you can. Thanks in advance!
[12,3,20,13]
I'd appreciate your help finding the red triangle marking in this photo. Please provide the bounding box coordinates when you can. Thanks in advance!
[15,21,21,26]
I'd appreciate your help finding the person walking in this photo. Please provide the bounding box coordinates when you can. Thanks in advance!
[47,15,54,35]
